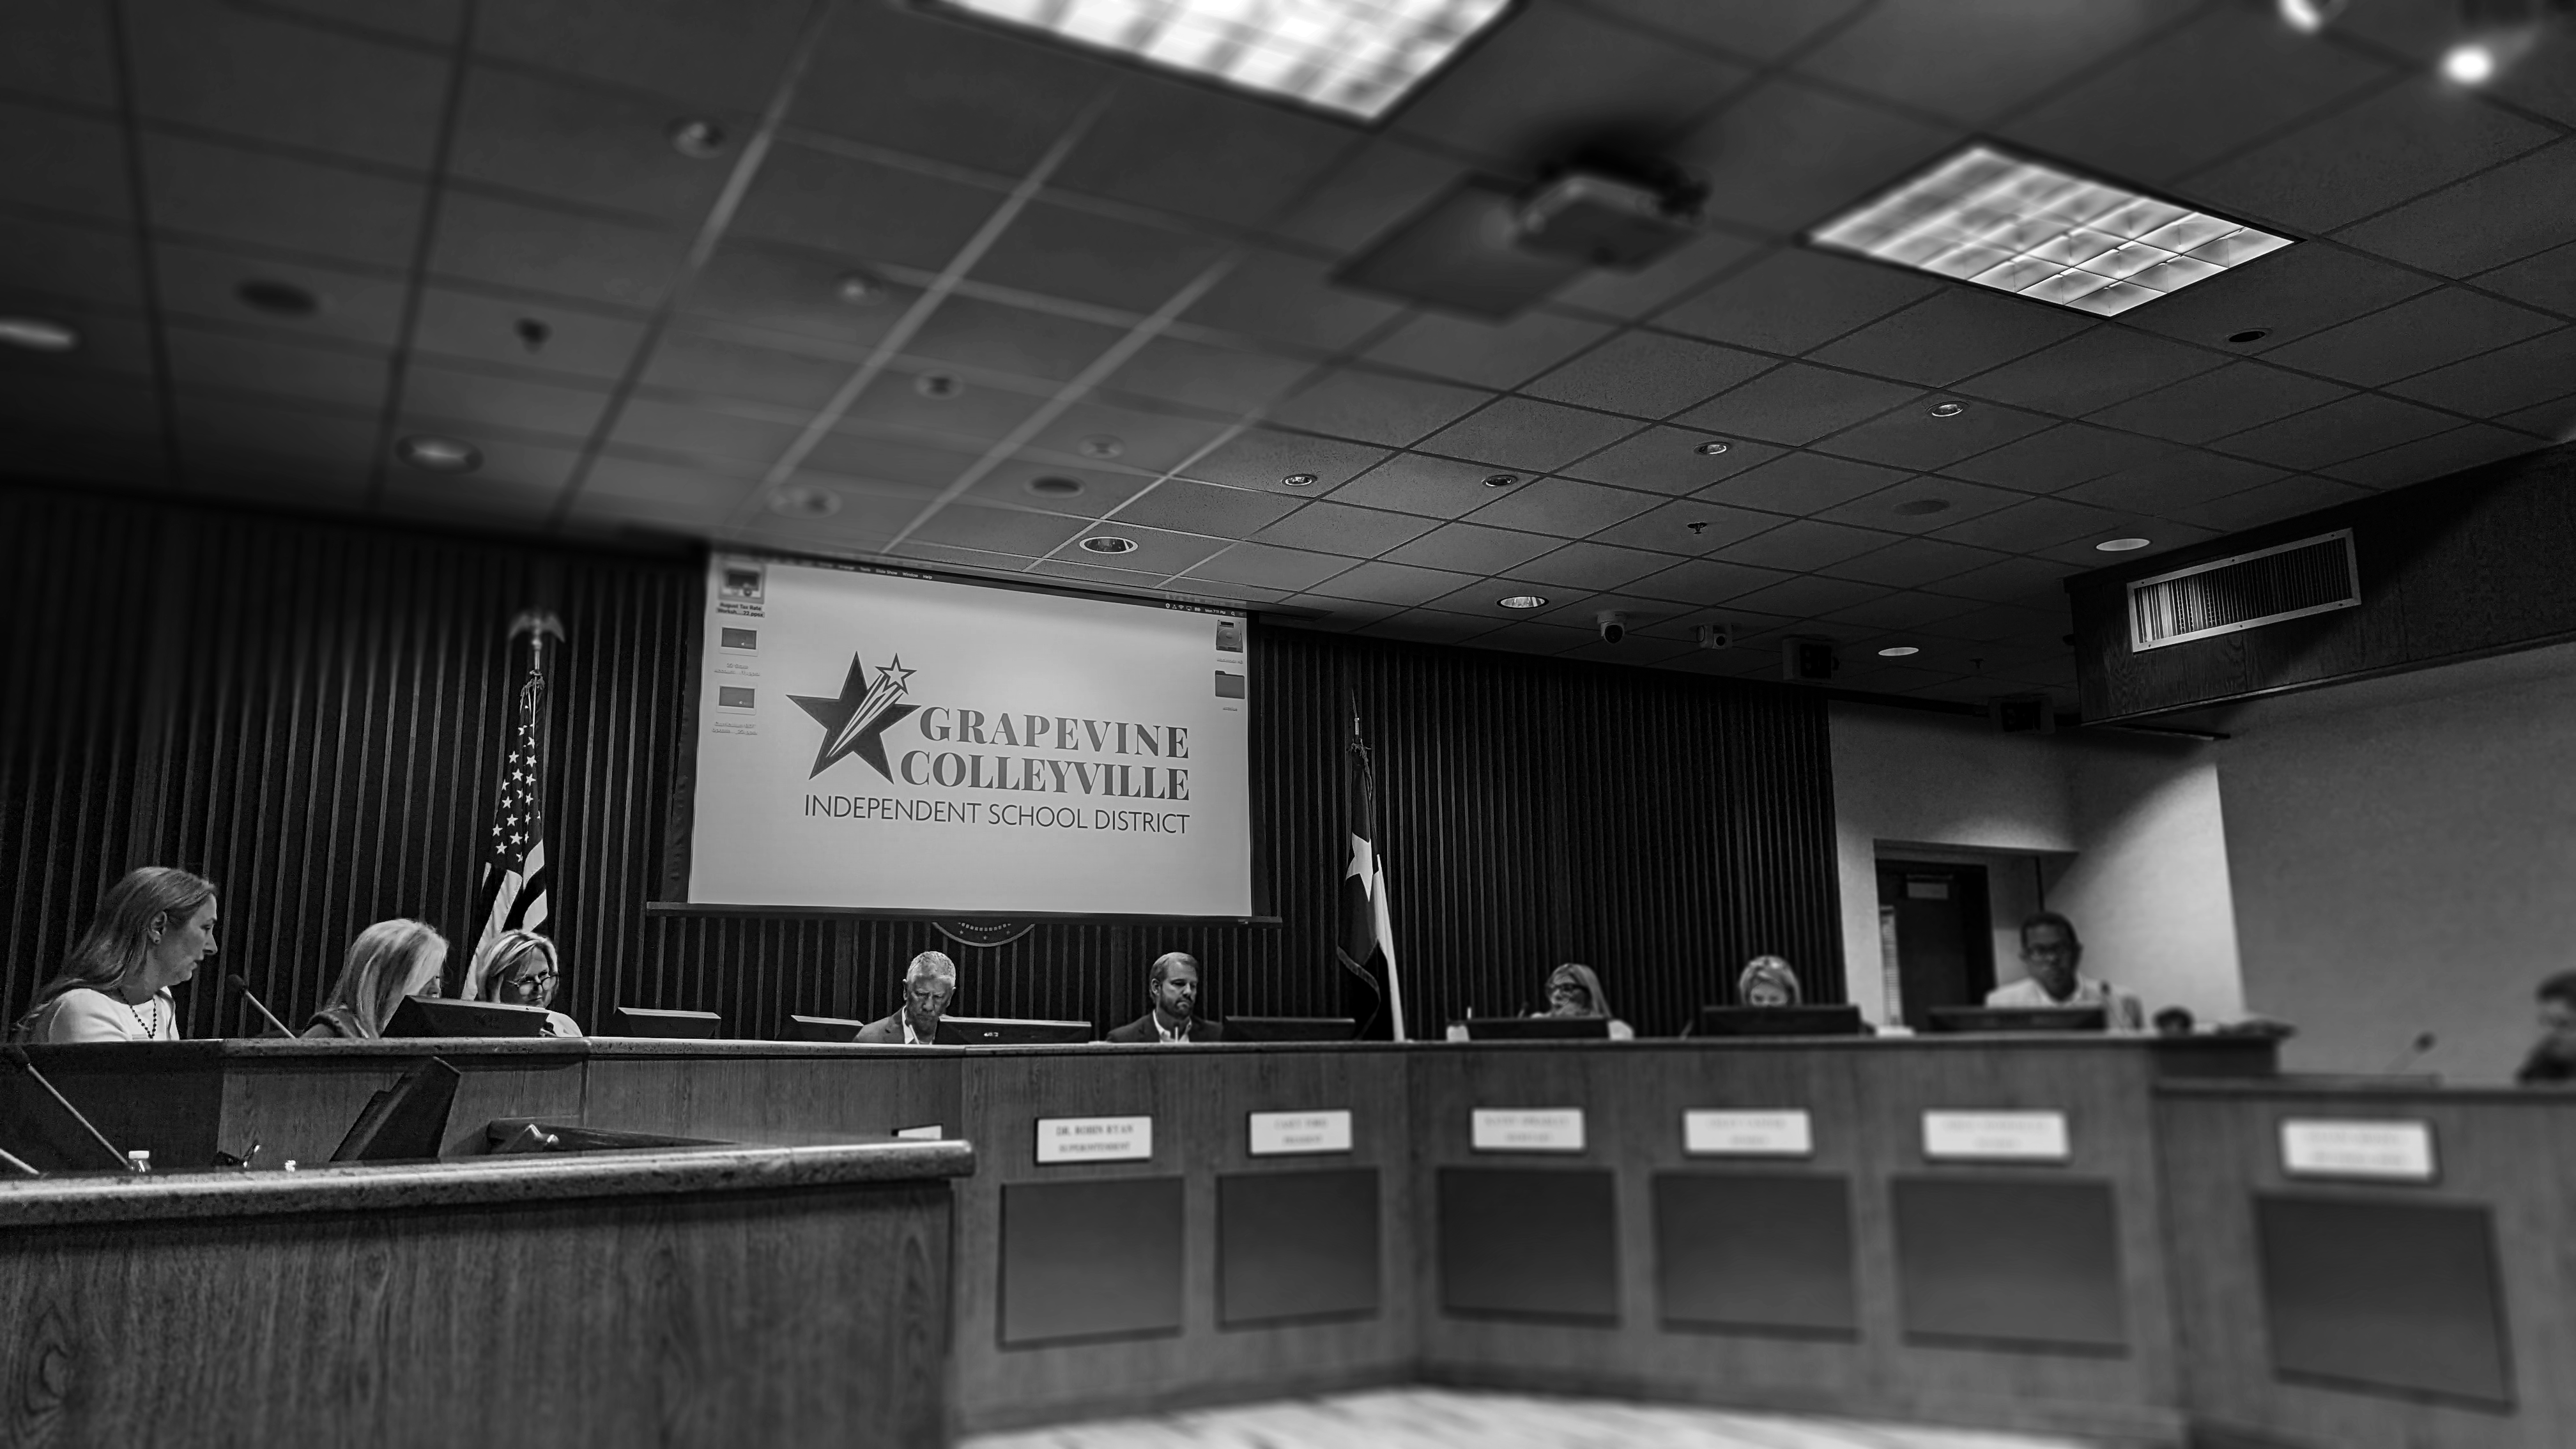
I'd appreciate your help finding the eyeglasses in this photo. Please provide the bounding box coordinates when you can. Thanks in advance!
[503,970,558,992]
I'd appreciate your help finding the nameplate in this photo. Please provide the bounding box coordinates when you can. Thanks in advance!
[1683,1109,1813,1157]
[2280,1119,2437,1183]
[1035,1115,1153,1164]
[894,1124,942,1141]
[1922,1110,2069,1163]
[1248,1109,1353,1156]
[1471,1108,1585,1153]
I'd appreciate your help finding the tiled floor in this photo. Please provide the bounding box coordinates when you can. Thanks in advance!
[963,1388,2101,1449]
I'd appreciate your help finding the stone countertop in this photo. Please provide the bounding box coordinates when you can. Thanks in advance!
[0,1137,974,1229]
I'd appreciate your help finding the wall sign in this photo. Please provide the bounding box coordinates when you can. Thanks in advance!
[1683,1108,1814,1157]
[1247,1109,1354,1156]
[1036,1115,1154,1164]
[1471,1108,1585,1153]
[1922,1110,2070,1163]
[2280,1118,2437,1183]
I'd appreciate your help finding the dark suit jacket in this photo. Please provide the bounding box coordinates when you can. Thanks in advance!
[852,1011,923,1045]
[1104,1011,1223,1044]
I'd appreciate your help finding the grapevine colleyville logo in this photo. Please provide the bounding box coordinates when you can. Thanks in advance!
[789,653,917,781]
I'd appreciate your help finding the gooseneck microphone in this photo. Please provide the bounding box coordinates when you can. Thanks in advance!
[1,1044,126,1167]
[227,974,295,1038]
[2379,1030,2437,1075]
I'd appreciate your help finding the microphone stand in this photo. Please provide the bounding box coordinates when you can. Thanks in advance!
[228,974,295,1038]
[1,1045,128,1168]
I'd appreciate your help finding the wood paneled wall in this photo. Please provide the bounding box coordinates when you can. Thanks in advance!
[0,481,1841,1040]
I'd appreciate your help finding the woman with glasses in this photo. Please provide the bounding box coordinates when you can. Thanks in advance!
[461,928,581,1037]
[1539,962,1636,1039]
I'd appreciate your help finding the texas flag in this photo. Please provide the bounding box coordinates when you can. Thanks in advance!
[1338,702,1406,1041]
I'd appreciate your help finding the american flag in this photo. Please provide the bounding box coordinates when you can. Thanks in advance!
[475,610,564,956]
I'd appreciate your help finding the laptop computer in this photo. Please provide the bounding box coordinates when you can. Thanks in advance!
[611,1006,723,1039]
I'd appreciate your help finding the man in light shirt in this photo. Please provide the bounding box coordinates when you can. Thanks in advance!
[1105,951,1225,1043]
[854,951,956,1045]
[1986,912,2145,1031]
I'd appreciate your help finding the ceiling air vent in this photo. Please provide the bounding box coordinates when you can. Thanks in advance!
[2127,528,2359,652]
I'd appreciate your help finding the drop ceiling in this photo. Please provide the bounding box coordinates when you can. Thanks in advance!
[3,0,2572,705]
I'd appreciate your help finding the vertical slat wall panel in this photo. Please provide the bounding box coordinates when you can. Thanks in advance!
[0,484,1843,1039]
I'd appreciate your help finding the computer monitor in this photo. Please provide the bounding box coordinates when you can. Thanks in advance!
[1223,1016,1358,1043]
[1461,1016,1609,1041]
[937,1015,1093,1046]
[385,997,549,1039]
[1696,1004,1867,1038]
[1926,1005,2108,1034]
[784,1014,868,1043]
[330,1058,461,1163]
[612,1007,723,1039]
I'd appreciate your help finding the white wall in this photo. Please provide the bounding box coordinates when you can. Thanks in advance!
[2051,744,2244,1023]
[2212,642,2576,1082]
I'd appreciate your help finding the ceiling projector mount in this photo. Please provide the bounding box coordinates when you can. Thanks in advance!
[1513,155,1707,271]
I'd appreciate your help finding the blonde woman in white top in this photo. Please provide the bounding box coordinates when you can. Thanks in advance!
[461,928,582,1037]
[10,867,219,1043]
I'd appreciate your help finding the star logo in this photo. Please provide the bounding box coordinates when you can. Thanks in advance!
[790,652,920,781]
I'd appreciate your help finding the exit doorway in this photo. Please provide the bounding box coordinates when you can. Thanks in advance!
[1876,860,1995,1030]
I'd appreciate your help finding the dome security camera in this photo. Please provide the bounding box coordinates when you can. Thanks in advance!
[1595,610,1629,645]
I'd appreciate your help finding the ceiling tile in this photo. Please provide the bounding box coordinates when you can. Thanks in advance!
[1697,451,1910,514]
[1956,326,2229,418]
[1821,590,1985,634]
[2476,240,2576,317]
[1298,454,1504,521]
[839,372,1042,444]
[1929,495,2126,554]
[0,371,165,437]
[1724,574,1890,620]
[900,295,1131,385]
[1548,233,1767,322]
[789,3,1107,174]
[1184,250,1406,353]
[962,461,1155,518]
[1460,476,1662,536]
[2333,139,2576,279]
[1920,601,2066,645]
[609,397,801,465]
[2026,516,2220,568]
[1363,310,1616,391]
[734,148,1009,274]
[1805,288,2093,389]
[1273,137,1466,255]
[1521,332,1775,419]
[2057,451,2286,516]
[2497,394,2576,441]
[1356,610,1501,645]
[1416,397,1640,472]
[1,0,118,109]
[165,329,387,411]
[1109,479,1301,539]
[586,454,756,513]
[905,500,1089,557]
[804,430,984,492]
[3,102,126,226]
[1377,521,1561,574]
[1264,367,1492,447]
[1940,422,2182,493]
[1105,336,1312,415]
[401,365,611,440]
[1625,558,1799,607]
[1178,428,1390,495]
[1054,79,1352,230]
[1183,543,1357,593]
[2178,79,2556,234]
[1392,3,1753,165]
[143,134,422,268]
[2214,392,2459,470]
[1513,541,1676,592]
[1713,518,1894,574]
[418,288,647,383]
[1056,521,1226,574]
[1022,400,1230,474]
[1254,499,1443,556]
[0,212,142,310]
[2386,328,2576,418]
[1308,560,1487,608]
[1653,245,1939,356]
[430,192,687,309]
[1673,76,1964,236]
[130,2,444,170]
[1681,364,1921,446]
[680,241,910,348]
[2258,289,2561,388]
[1992,5,2392,186]
[1814,475,2024,535]
[1557,426,1786,496]
[2117,242,2435,355]
[1582,499,1782,556]
[2176,473,2373,533]
[969,202,1230,315]
[643,331,851,408]
[452,70,739,223]
[1816,399,2054,472]
[2324,424,2544,491]
[1577,0,1868,59]
[2087,362,2349,444]
[1476,620,1608,657]
[1815,535,2012,589]
[1794,0,2189,126]
[477,0,814,111]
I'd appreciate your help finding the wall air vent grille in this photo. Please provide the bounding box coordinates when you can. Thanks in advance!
[2127,529,2359,652]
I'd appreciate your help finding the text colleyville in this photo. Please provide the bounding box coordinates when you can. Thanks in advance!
[896,708,1190,800]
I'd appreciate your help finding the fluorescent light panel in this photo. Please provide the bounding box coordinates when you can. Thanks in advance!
[1811,146,2292,316]
[933,0,1511,120]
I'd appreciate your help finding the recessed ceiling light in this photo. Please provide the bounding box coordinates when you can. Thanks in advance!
[394,436,481,473]
[1282,473,1317,488]
[930,0,1512,121]
[1878,645,1920,657]
[1079,535,1138,555]
[0,316,80,352]
[668,118,726,158]
[2228,327,2271,343]
[1077,435,1123,460]
[1499,594,1546,610]
[1893,498,1951,516]
[2096,537,2152,552]
[236,279,319,316]
[1026,475,1085,498]
[1811,144,2292,316]
[1482,473,1518,487]
[769,484,842,518]
[915,372,962,399]
[514,317,551,351]
[2277,0,2345,32]
[2442,42,2497,84]
[1695,440,1731,456]
[836,272,884,305]
[1929,401,1967,418]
